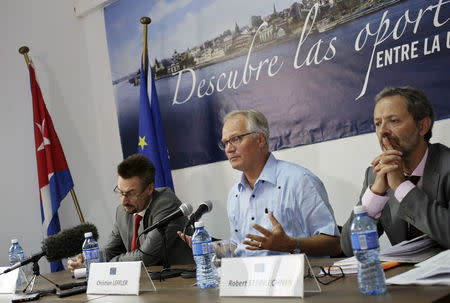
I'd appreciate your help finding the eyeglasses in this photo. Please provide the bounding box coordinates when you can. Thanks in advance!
[305,266,344,285]
[113,186,147,201]
[218,132,255,150]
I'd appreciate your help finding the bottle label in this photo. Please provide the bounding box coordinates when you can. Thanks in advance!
[192,241,213,256]
[351,231,379,250]
[83,248,99,260]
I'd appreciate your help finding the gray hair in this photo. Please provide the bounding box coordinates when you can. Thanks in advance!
[375,86,434,141]
[223,109,270,148]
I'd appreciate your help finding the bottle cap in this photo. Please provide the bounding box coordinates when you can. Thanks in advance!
[194,221,204,228]
[353,205,367,214]
[11,239,18,244]
[84,232,93,238]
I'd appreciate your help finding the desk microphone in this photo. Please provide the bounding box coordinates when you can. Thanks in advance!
[141,203,193,234]
[1,223,98,275]
[186,201,213,228]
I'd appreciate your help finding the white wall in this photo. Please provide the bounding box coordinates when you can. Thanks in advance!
[0,0,122,269]
[1,0,449,271]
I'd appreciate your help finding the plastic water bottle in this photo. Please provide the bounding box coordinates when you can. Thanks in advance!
[192,222,217,288]
[82,232,100,280]
[9,239,25,265]
[350,205,386,295]
[9,239,27,287]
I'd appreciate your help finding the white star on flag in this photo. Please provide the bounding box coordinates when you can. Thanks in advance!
[35,119,51,151]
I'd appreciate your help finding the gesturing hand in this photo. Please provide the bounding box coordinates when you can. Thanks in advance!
[177,231,193,248]
[67,254,84,273]
[243,212,294,253]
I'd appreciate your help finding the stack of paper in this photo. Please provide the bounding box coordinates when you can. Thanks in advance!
[379,235,441,263]
[330,258,400,275]
[331,235,442,274]
[331,257,359,274]
[386,249,450,285]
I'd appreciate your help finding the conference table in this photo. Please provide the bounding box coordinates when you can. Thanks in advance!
[2,259,449,303]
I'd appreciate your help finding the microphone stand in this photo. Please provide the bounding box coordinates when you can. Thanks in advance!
[23,258,58,295]
[150,226,186,281]
[23,259,87,298]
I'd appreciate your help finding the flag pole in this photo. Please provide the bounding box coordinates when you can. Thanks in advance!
[18,46,85,223]
[69,189,85,223]
[137,17,175,190]
[18,46,31,66]
[140,16,151,71]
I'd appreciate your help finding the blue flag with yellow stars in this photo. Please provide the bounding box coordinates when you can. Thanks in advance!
[138,53,174,190]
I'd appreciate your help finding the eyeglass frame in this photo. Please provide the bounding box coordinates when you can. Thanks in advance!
[113,184,149,201]
[305,265,345,285]
[218,132,256,150]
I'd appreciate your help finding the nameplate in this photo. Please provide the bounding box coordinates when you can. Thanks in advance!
[219,254,305,297]
[0,267,19,294]
[87,261,155,295]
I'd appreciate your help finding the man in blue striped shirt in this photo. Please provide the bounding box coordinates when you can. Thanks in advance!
[179,109,341,257]
[220,109,341,257]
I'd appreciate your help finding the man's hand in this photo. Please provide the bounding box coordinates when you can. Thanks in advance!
[371,137,405,193]
[67,254,84,273]
[177,231,193,248]
[243,212,295,253]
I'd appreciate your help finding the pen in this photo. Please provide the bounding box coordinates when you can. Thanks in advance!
[381,261,401,270]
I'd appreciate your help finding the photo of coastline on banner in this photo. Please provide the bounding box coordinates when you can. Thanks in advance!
[104,0,450,167]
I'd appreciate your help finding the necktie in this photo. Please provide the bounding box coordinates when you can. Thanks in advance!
[405,175,420,185]
[404,175,423,239]
[131,214,143,251]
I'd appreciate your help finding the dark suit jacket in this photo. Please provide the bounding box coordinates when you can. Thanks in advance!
[341,143,450,256]
[104,187,194,265]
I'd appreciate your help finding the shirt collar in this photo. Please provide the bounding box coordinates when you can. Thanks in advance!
[238,153,277,191]
[409,148,428,177]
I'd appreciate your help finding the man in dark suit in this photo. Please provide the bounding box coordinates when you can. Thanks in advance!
[341,86,450,256]
[68,154,193,270]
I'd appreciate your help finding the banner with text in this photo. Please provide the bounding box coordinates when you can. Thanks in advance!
[105,0,450,169]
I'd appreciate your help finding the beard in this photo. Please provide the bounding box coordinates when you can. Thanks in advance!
[122,204,137,214]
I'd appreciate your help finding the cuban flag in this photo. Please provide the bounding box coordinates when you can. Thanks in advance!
[137,49,174,190]
[28,63,74,272]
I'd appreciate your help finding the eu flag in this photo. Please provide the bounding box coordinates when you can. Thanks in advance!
[138,53,174,190]
[28,63,74,272]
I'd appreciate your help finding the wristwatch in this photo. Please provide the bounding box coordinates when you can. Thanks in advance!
[291,238,301,254]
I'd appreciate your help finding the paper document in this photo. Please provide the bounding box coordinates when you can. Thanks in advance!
[332,235,441,274]
[380,235,432,255]
[332,258,400,274]
[332,257,358,274]
[380,247,442,263]
[386,249,450,285]
[415,249,450,268]
[379,235,441,263]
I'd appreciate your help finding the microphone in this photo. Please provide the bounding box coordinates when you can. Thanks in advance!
[186,201,213,228]
[141,203,193,234]
[58,281,87,290]
[1,223,98,275]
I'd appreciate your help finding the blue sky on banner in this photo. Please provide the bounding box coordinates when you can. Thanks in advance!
[106,0,297,80]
